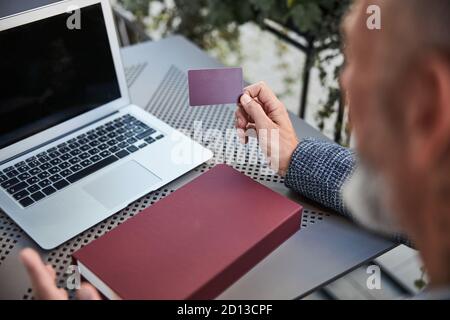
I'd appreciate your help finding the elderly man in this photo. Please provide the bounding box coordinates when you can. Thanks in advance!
[21,0,450,299]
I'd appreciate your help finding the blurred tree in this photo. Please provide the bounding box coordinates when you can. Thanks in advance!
[118,0,351,144]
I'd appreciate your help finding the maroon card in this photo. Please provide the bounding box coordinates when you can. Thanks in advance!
[188,68,243,106]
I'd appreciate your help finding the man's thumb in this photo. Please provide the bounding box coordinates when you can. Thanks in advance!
[240,94,271,126]
[77,283,102,300]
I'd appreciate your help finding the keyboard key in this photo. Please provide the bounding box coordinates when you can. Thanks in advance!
[57,142,67,148]
[70,164,83,172]
[13,189,29,201]
[37,172,50,180]
[138,143,148,149]
[88,148,99,156]
[60,153,72,161]
[80,152,91,160]
[0,175,7,183]
[116,135,126,142]
[49,158,62,166]
[19,197,34,207]
[127,146,139,153]
[145,137,155,144]
[80,145,91,152]
[68,138,77,144]
[58,146,71,154]
[118,142,129,149]
[68,142,80,149]
[49,174,62,183]
[98,144,109,151]
[80,160,93,168]
[109,146,120,153]
[3,166,14,173]
[40,163,51,171]
[38,155,51,163]
[90,155,102,163]
[26,156,37,163]
[155,135,164,140]
[6,169,19,178]
[107,139,117,146]
[68,158,80,165]
[60,169,73,177]
[60,161,72,169]
[28,160,41,168]
[87,134,98,141]
[89,140,100,147]
[48,151,61,159]
[97,130,107,136]
[29,168,42,176]
[136,129,156,140]
[42,186,57,196]
[49,167,61,174]
[47,147,57,153]
[38,179,51,188]
[54,179,69,190]
[7,181,28,195]
[70,149,81,156]
[26,177,40,185]
[17,165,30,173]
[67,155,118,183]
[18,172,31,181]
[78,138,89,145]
[99,151,111,158]
[15,161,25,168]
[115,150,129,159]
[31,191,45,202]
[127,138,137,144]
[27,184,40,193]
[1,177,19,189]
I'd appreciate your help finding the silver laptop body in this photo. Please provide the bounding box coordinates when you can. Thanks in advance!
[0,0,212,249]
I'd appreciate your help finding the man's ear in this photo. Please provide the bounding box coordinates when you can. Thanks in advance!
[407,54,450,171]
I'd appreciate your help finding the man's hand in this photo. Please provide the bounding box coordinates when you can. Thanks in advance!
[20,248,101,300]
[235,82,299,176]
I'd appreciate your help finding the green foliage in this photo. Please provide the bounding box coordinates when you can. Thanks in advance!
[118,0,351,142]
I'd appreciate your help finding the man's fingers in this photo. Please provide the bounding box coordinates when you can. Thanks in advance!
[77,283,102,300]
[243,81,283,114]
[235,107,249,129]
[20,248,64,299]
[240,94,271,128]
[46,264,56,280]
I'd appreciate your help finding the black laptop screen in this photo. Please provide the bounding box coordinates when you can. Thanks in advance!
[0,3,121,149]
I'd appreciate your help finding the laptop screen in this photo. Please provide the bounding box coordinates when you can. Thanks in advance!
[0,3,121,149]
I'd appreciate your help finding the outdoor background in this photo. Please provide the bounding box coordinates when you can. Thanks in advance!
[114,0,351,144]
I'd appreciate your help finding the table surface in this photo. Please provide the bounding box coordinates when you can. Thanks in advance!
[0,36,395,300]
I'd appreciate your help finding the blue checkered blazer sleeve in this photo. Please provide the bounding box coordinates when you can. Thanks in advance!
[284,138,412,247]
[285,138,356,218]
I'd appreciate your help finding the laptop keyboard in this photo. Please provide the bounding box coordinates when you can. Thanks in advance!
[0,114,165,208]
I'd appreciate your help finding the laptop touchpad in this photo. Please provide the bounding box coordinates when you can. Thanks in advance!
[84,161,161,209]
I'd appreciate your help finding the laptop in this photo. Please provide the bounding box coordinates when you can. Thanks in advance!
[0,0,213,249]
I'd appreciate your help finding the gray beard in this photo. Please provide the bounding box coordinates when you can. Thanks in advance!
[342,164,404,237]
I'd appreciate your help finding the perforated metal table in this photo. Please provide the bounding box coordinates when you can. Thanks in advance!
[0,36,395,300]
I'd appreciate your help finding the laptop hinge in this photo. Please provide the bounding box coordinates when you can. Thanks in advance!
[0,111,119,167]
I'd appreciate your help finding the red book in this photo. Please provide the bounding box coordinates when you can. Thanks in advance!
[73,164,302,299]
